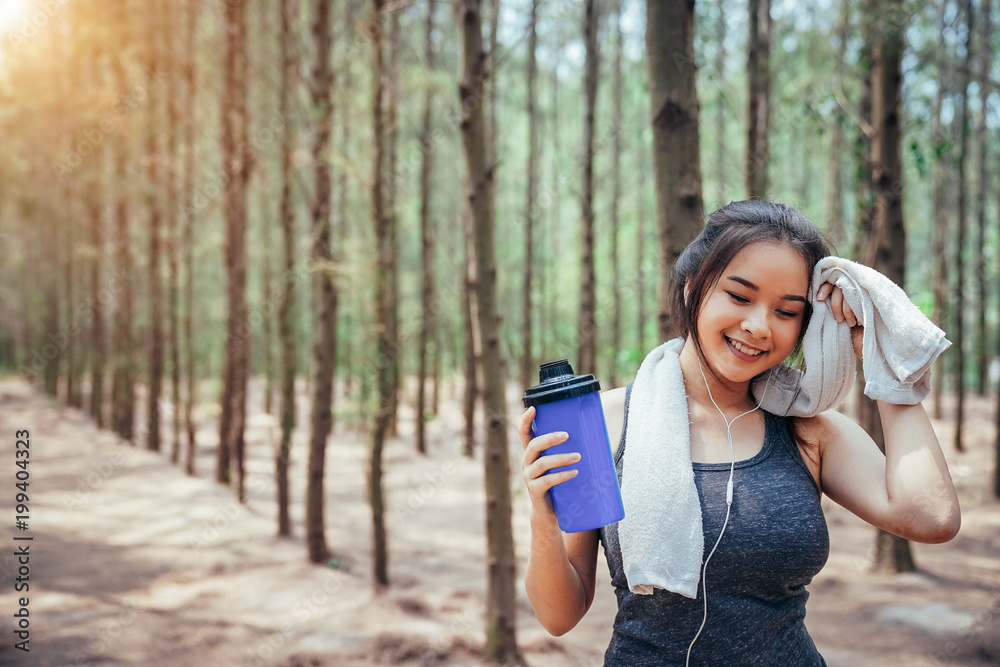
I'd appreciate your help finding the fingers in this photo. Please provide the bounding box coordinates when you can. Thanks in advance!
[819,284,858,327]
[518,407,536,451]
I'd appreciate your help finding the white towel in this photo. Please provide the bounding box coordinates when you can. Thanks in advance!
[618,256,950,597]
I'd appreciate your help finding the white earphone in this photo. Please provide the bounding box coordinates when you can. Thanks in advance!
[685,359,771,666]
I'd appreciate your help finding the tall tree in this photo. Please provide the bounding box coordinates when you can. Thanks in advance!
[975,0,992,395]
[714,0,728,204]
[218,0,252,499]
[646,0,704,341]
[930,8,951,423]
[519,0,539,390]
[277,0,298,537]
[165,0,182,464]
[146,0,165,452]
[417,1,437,456]
[110,0,136,444]
[369,0,391,585]
[385,10,401,439]
[577,0,599,376]
[88,44,106,429]
[955,0,974,453]
[307,0,337,564]
[868,0,914,574]
[458,0,520,661]
[609,0,624,386]
[182,0,199,476]
[746,0,771,199]
[824,0,849,249]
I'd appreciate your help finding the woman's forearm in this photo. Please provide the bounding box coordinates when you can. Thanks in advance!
[523,512,589,636]
[877,401,961,542]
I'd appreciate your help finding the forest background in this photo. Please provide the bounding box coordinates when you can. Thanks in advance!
[0,0,998,665]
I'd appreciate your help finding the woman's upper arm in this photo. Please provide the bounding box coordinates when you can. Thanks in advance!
[564,528,601,615]
[812,410,896,531]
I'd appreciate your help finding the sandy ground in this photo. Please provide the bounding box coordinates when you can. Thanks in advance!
[0,375,997,667]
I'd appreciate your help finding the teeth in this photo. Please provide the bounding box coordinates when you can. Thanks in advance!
[730,338,762,356]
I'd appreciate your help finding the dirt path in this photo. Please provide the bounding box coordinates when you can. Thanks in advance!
[0,377,997,666]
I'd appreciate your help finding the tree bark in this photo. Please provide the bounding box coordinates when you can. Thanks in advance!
[417,1,437,456]
[369,0,390,586]
[824,0,849,250]
[577,0,599,377]
[931,66,950,422]
[646,0,704,342]
[746,0,771,200]
[975,0,992,395]
[458,1,520,662]
[954,0,973,453]
[218,0,252,499]
[111,0,135,443]
[519,0,539,390]
[386,10,401,440]
[869,0,915,575]
[165,0,181,464]
[277,0,298,538]
[609,0,624,386]
[183,0,199,476]
[307,0,336,564]
[146,0,164,452]
[714,0,727,204]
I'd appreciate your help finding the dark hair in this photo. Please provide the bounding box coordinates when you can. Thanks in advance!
[670,200,832,376]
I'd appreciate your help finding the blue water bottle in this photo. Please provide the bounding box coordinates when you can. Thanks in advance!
[522,360,625,532]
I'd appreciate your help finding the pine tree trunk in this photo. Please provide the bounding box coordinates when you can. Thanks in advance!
[520,0,538,391]
[417,1,437,456]
[183,0,199,476]
[111,0,135,443]
[646,0,704,342]
[869,0,915,575]
[975,0,992,395]
[824,0,849,249]
[277,0,298,538]
[609,0,623,387]
[463,200,481,459]
[931,5,950,423]
[459,1,520,662]
[368,0,390,586]
[746,0,771,199]
[955,0,974,453]
[577,0,599,377]
[146,1,164,452]
[65,190,83,408]
[219,0,252,497]
[89,183,105,428]
[307,0,336,564]
[44,218,60,398]
[714,0,727,204]
[165,0,181,464]
[637,151,649,353]
[263,232,274,416]
[385,10,401,440]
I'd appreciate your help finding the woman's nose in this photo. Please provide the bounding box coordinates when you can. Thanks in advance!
[742,310,771,338]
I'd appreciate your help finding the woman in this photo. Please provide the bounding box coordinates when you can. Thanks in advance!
[519,201,961,666]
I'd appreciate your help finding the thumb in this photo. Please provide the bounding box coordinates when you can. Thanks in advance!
[850,324,864,359]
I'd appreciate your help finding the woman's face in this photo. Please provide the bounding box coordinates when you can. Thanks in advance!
[694,241,810,385]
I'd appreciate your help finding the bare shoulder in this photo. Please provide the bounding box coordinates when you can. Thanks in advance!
[601,387,628,453]
[794,408,868,445]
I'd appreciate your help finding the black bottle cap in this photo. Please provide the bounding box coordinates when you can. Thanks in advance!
[522,359,601,407]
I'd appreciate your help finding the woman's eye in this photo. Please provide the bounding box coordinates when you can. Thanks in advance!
[777,310,800,318]
[727,292,750,304]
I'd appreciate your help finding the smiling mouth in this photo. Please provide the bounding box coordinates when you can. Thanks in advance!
[726,336,764,357]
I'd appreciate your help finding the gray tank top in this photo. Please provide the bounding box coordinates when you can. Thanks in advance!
[598,384,830,666]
